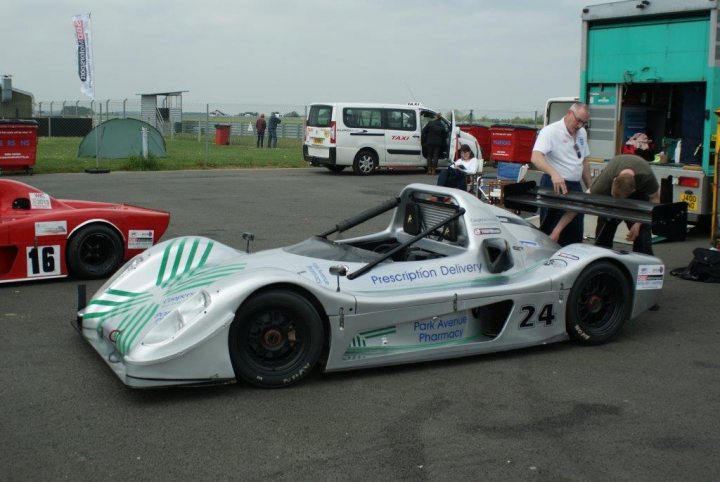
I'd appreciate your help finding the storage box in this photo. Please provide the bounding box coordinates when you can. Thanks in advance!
[459,125,491,161]
[489,124,537,163]
[0,120,38,174]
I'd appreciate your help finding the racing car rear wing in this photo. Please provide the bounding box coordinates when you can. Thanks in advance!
[503,182,688,241]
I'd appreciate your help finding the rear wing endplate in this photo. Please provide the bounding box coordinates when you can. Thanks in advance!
[503,182,688,241]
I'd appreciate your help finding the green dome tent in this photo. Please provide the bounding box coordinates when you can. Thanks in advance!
[78,118,167,159]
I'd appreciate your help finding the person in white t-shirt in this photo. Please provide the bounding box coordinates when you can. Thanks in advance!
[530,102,592,245]
[437,144,481,190]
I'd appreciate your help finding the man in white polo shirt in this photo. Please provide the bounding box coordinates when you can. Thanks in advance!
[530,102,592,246]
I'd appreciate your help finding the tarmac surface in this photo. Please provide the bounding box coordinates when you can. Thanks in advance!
[2,167,719,481]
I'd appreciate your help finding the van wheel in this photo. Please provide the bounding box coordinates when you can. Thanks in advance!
[326,165,346,173]
[353,150,377,175]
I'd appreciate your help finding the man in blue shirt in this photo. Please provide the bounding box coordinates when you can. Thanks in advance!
[268,112,282,148]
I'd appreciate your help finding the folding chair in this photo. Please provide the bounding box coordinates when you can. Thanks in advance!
[475,162,529,205]
[464,158,485,197]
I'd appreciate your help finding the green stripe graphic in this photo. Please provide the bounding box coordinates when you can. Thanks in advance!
[84,237,249,355]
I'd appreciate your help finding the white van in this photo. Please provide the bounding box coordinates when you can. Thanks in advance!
[303,102,481,175]
[544,97,579,126]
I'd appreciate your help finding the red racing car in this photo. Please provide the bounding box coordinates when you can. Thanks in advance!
[1,179,170,283]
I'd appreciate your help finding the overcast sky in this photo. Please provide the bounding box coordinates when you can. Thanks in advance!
[3,0,591,114]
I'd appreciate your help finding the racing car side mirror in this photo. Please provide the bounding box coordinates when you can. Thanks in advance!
[482,238,514,274]
[242,232,255,253]
[329,265,348,292]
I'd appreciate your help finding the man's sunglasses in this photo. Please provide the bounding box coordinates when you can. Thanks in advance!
[571,111,589,127]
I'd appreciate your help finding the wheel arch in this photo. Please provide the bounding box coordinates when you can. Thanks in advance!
[234,282,332,358]
[589,257,635,294]
[66,220,126,262]
[355,147,381,162]
[571,257,636,308]
[67,219,125,243]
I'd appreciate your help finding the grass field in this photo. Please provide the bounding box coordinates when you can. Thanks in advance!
[28,135,306,174]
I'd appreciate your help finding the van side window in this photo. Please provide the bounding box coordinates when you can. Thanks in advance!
[308,105,333,127]
[386,109,416,131]
[343,108,382,128]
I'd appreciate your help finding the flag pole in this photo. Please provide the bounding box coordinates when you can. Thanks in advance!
[73,12,108,173]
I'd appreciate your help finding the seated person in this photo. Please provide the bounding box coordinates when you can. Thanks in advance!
[437,144,481,190]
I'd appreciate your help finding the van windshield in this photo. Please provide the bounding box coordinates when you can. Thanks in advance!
[308,105,333,127]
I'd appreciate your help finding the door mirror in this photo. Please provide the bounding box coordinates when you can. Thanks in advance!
[329,265,348,277]
[329,265,349,292]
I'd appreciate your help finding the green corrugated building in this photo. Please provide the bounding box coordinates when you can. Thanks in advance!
[0,75,33,119]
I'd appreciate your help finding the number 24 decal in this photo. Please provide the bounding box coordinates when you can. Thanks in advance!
[25,245,61,277]
[519,304,555,328]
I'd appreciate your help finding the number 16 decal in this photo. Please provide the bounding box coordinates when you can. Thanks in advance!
[519,304,556,328]
[26,245,61,277]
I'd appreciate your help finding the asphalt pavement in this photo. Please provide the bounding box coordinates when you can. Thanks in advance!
[2,167,719,481]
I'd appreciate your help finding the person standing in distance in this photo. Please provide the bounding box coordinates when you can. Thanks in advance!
[422,112,449,176]
[530,102,592,246]
[268,112,282,148]
[255,113,266,148]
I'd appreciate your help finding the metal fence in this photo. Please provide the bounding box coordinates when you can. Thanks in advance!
[31,100,543,138]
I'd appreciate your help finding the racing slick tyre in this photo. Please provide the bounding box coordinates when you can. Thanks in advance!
[229,290,324,388]
[352,150,377,175]
[566,261,630,345]
[326,165,346,173]
[66,224,124,279]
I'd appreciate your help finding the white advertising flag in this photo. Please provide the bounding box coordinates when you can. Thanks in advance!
[71,13,95,100]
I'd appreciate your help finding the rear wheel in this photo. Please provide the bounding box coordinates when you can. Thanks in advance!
[353,150,377,175]
[66,224,124,279]
[229,290,324,388]
[566,261,630,345]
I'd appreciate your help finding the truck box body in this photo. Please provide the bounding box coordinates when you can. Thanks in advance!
[580,0,718,221]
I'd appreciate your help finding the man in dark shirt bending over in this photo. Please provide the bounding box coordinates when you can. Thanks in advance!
[548,154,660,255]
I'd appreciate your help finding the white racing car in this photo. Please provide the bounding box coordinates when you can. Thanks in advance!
[72,183,684,388]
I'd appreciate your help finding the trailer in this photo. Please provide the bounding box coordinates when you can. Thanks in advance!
[577,0,718,223]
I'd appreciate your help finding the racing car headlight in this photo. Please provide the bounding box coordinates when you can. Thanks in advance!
[177,290,211,326]
[142,290,211,346]
[98,254,146,293]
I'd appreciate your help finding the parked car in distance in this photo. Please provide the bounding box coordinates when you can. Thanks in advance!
[303,102,481,175]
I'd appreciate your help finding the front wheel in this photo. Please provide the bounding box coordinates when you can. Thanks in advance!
[566,261,630,345]
[66,224,124,279]
[229,290,324,388]
[352,150,377,175]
